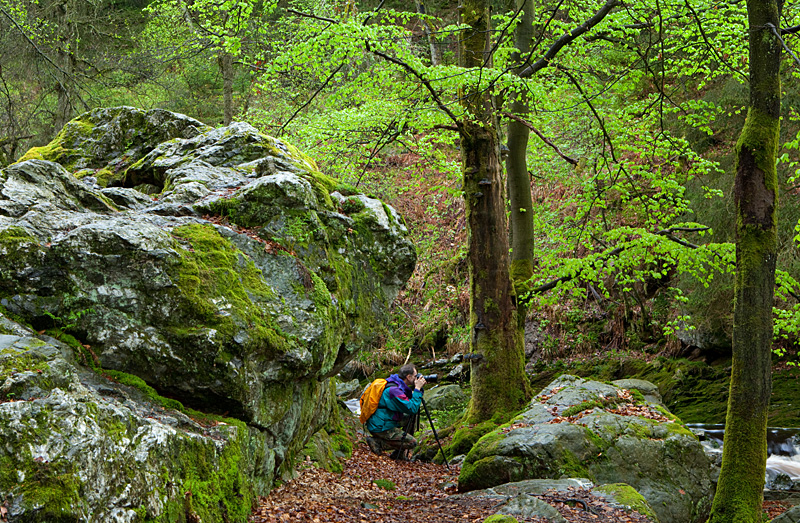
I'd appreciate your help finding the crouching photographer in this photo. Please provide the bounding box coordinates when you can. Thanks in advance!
[363,364,428,457]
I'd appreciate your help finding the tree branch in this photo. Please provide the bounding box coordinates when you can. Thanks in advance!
[518,0,621,78]
[558,65,617,163]
[501,111,578,165]
[782,24,800,35]
[277,64,344,137]
[683,0,746,80]
[0,7,74,93]
[0,134,34,148]
[285,8,337,24]
[530,226,711,295]
[369,49,462,128]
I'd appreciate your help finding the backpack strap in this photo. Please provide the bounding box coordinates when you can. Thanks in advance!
[376,381,397,409]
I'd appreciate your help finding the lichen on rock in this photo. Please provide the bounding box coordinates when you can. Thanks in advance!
[458,375,713,523]
[0,107,416,522]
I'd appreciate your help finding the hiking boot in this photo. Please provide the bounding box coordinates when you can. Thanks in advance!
[366,437,383,455]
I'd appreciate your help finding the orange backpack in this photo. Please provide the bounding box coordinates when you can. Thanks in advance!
[359,379,389,424]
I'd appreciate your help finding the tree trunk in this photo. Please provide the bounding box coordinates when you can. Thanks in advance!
[506,0,536,310]
[460,0,531,423]
[53,0,77,132]
[707,0,780,520]
[219,51,235,125]
[414,0,441,66]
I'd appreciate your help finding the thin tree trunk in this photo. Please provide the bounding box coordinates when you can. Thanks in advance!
[506,0,535,311]
[219,51,235,125]
[707,0,780,520]
[460,0,531,424]
[414,0,441,65]
[54,0,76,131]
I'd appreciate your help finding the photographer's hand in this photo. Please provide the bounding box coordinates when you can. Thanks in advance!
[414,376,426,390]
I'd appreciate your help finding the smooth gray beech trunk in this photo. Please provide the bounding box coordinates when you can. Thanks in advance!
[505,0,536,314]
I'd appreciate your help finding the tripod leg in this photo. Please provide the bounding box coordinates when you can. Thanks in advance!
[422,398,450,470]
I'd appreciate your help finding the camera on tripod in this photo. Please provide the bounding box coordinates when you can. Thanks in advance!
[416,373,438,383]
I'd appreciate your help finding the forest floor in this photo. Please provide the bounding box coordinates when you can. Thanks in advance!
[247,443,793,523]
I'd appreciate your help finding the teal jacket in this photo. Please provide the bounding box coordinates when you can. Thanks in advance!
[365,374,423,434]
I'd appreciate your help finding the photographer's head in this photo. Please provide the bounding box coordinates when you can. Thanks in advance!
[398,364,425,390]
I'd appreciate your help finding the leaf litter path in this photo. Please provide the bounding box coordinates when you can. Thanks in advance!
[249,443,655,523]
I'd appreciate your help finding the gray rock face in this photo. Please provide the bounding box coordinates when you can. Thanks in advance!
[459,478,658,523]
[458,375,713,523]
[0,325,290,523]
[424,384,469,411]
[611,378,663,406]
[0,107,416,521]
[335,378,361,400]
[496,495,567,523]
[772,505,800,523]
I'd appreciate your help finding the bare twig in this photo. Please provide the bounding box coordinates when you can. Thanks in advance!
[277,64,344,137]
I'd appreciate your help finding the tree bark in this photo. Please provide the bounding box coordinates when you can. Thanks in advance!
[219,51,235,125]
[707,0,780,520]
[506,0,536,310]
[53,0,77,132]
[460,0,531,423]
[414,0,441,66]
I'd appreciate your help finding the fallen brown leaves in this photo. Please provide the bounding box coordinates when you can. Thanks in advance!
[605,404,670,422]
[763,500,793,520]
[250,448,513,523]
[538,487,652,523]
[202,214,294,255]
[249,444,702,523]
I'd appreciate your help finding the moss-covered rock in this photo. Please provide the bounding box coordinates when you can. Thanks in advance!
[593,483,660,522]
[16,106,210,181]
[0,325,267,523]
[458,375,713,523]
[528,356,800,427]
[0,108,417,522]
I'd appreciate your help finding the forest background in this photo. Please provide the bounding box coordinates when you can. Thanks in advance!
[1,0,800,420]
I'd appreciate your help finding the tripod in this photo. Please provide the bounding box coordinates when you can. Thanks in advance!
[392,398,450,470]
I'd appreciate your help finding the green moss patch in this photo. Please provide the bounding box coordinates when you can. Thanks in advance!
[169,223,289,356]
[16,118,96,171]
[178,426,253,523]
[482,516,519,523]
[594,483,658,521]
[445,420,500,459]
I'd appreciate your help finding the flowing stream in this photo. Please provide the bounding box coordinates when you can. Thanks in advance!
[689,424,800,489]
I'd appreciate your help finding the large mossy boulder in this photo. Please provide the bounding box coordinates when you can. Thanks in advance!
[458,375,713,523]
[0,107,416,521]
[0,324,273,522]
